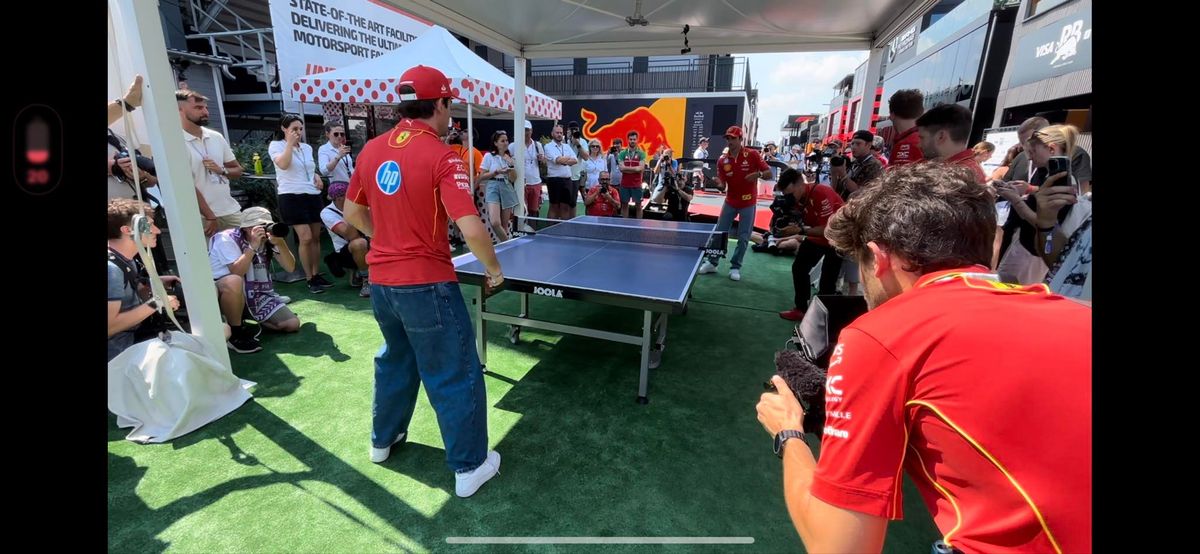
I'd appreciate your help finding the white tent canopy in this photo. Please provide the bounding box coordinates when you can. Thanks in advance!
[387,0,936,58]
[292,25,562,120]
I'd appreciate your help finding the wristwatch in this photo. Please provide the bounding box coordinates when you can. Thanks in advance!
[774,429,808,458]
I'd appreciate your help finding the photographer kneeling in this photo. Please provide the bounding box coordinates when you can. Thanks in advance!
[756,163,1091,554]
[208,207,302,353]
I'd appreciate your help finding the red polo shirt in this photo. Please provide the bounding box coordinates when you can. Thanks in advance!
[347,119,479,286]
[584,184,619,217]
[945,148,988,184]
[718,147,769,209]
[888,126,923,168]
[811,267,1092,554]
[799,184,843,247]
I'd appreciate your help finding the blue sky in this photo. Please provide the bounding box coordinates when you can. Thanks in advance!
[737,51,868,144]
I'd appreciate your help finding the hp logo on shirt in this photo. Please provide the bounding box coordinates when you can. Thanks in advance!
[376,161,402,195]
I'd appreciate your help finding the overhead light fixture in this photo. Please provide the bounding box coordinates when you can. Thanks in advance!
[625,0,649,26]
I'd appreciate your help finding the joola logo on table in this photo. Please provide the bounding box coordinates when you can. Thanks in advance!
[533,287,564,298]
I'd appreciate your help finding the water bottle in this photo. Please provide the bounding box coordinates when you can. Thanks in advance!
[252,152,263,176]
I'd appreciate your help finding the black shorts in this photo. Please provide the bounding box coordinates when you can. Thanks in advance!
[334,244,359,270]
[278,193,324,225]
[545,177,578,207]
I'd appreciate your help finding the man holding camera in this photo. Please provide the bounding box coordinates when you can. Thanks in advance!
[776,169,845,321]
[208,207,301,350]
[107,198,181,361]
[756,163,1091,554]
[584,171,621,217]
[831,130,883,202]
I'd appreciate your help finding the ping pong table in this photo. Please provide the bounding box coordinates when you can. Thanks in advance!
[452,216,726,404]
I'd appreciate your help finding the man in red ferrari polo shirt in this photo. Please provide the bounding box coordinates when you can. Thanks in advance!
[343,65,505,499]
[757,163,1091,554]
[776,169,845,321]
[697,125,769,282]
[916,103,988,184]
[885,89,925,169]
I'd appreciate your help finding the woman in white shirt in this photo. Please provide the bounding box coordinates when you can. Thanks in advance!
[584,139,606,187]
[269,113,330,293]
[476,130,519,242]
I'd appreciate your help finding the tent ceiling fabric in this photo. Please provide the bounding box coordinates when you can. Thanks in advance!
[388,0,929,58]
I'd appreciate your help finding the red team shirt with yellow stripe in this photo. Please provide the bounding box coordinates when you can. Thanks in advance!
[717,147,769,209]
[810,267,1091,554]
[347,119,478,286]
[888,126,924,168]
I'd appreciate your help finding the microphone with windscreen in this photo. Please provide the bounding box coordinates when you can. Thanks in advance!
[766,349,827,433]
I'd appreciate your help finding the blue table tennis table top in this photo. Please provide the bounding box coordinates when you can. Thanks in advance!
[453,216,716,312]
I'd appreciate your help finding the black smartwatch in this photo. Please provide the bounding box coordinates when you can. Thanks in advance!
[773,429,808,458]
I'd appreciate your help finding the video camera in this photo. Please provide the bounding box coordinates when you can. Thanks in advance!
[111,149,157,182]
[766,295,869,432]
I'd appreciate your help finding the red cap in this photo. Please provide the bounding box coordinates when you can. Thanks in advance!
[397,65,461,101]
[724,125,744,139]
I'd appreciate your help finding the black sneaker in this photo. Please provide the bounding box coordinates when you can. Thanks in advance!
[311,274,335,289]
[227,334,263,354]
[308,280,326,294]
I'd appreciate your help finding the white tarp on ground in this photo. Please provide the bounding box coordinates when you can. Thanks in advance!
[109,332,255,443]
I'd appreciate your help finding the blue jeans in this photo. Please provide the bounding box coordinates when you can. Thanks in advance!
[369,282,488,473]
[708,202,757,270]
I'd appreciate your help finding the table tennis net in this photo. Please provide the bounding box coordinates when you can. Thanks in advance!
[538,219,714,249]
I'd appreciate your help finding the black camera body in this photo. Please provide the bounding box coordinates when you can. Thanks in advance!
[264,222,289,239]
[112,149,157,182]
[829,155,848,168]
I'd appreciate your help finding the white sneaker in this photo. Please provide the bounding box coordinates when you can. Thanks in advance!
[369,432,407,463]
[278,295,293,304]
[455,450,501,498]
[730,269,741,281]
[698,261,717,274]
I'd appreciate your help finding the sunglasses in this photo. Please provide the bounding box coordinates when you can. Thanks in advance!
[599,179,611,182]
[332,132,345,137]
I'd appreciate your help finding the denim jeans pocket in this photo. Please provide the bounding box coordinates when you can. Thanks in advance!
[390,285,444,332]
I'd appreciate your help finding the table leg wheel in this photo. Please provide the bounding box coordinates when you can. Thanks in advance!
[636,396,649,405]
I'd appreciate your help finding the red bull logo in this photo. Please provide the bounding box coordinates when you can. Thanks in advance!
[581,107,671,154]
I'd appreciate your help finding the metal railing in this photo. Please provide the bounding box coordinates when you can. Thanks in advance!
[187,0,276,92]
[505,57,750,95]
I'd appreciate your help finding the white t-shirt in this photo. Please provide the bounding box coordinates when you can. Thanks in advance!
[543,140,576,179]
[268,140,320,195]
[568,138,589,180]
[509,140,543,185]
[183,128,241,217]
[317,142,354,183]
[481,153,512,182]
[320,203,349,252]
[585,156,605,187]
[207,231,244,280]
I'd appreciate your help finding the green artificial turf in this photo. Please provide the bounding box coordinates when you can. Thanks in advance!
[109,217,940,553]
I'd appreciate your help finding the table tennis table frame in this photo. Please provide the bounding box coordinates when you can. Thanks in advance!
[458,220,726,405]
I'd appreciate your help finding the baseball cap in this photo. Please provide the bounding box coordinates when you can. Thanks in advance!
[524,120,533,130]
[852,130,874,143]
[724,126,744,139]
[240,206,274,227]
[397,65,462,102]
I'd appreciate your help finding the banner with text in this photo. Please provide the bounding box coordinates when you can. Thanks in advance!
[270,0,429,113]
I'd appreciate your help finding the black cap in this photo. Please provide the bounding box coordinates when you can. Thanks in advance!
[567,120,580,129]
[852,130,874,143]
